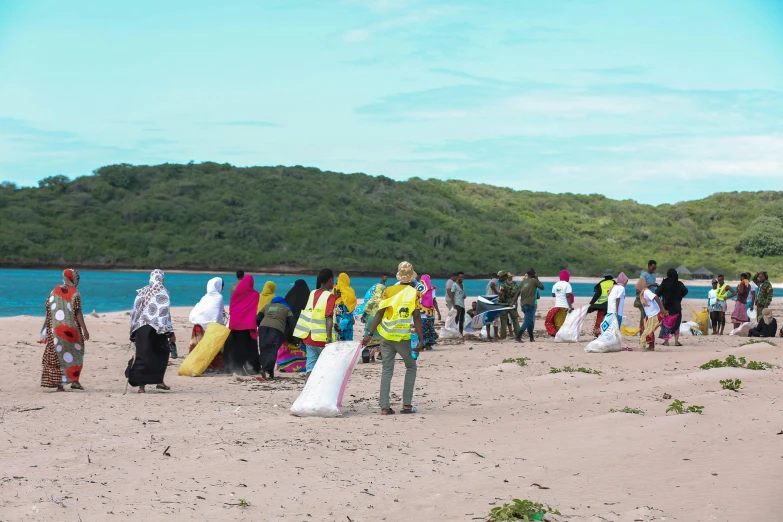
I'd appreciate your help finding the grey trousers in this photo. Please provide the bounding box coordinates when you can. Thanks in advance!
[379,338,417,409]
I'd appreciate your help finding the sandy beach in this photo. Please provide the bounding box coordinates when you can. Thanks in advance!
[1,296,781,521]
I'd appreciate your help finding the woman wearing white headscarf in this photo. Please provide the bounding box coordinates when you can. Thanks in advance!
[126,269,175,393]
[188,277,225,370]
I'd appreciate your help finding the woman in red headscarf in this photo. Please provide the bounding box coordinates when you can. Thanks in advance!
[223,274,261,374]
[41,269,90,391]
[545,270,574,336]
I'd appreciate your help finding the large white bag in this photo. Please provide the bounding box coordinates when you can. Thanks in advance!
[555,306,588,343]
[585,313,622,353]
[290,341,362,417]
[439,309,461,339]
[729,322,757,337]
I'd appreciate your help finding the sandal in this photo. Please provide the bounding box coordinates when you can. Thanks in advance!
[675,342,683,347]
[70,382,84,390]
[156,384,171,391]
[401,407,416,414]
[381,408,395,415]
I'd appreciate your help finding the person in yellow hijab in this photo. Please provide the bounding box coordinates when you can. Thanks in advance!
[257,281,276,313]
[334,273,357,341]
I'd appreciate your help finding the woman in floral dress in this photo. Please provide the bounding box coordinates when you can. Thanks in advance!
[41,269,90,391]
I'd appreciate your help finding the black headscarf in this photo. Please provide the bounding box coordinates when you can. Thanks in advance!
[285,279,310,323]
[283,279,311,343]
[657,268,683,307]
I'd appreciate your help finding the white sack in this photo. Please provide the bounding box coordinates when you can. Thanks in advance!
[290,341,362,417]
[555,306,588,343]
[439,309,461,339]
[585,313,622,353]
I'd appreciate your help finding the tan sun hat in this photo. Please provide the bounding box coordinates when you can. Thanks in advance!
[497,270,507,278]
[396,261,417,284]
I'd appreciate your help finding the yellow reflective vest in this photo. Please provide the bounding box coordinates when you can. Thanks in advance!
[716,283,731,302]
[293,290,331,342]
[595,279,614,305]
[377,285,418,342]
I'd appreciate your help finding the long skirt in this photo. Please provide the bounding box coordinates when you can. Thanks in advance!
[189,325,223,370]
[422,317,439,347]
[336,306,355,341]
[276,341,306,373]
[258,326,284,376]
[41,343,64,388]
[731,301,749,327]
[593,309,606,337]
[126,325,170,386]
[545,307,568,337]
[640,313,662,350]
[659,312,681,341]
[223,329,260,374]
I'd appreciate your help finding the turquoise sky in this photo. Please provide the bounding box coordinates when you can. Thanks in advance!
[1,0,781,204]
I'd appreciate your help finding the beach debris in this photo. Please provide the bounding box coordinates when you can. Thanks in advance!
[662,393,672,400]
[31,506,39,513]
[530,483,550,490]
[462,451,485,458]
[162,446,171,457]
[220,406,241,414]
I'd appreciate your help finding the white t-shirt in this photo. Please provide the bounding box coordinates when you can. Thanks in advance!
[749,282,758,302]
[642,289,660,317]
[707,289,719,310]
[607,285,626,316]
[486,278,499,296]
[552,281,572,308]
[445,279,455,302]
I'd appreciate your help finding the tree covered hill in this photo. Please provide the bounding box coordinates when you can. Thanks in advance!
[1,163,781,278]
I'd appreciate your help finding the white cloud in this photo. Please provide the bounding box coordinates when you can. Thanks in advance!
[342,28,372,42]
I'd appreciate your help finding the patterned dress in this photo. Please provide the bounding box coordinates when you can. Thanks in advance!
[41,269,85,388]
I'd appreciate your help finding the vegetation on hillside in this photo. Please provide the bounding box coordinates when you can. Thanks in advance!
[1,163,781,277]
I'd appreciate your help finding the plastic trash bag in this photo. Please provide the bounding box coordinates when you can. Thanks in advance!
[692,308,710,335]
[290,341,362,417]
[729,322,757,337]
[620,325,640,336]
[555,306,588,343]
[178,322,230,377]
[585,313,622,353]
[678,321,702,336]
[747,307,757,321]
[439,309,461,339]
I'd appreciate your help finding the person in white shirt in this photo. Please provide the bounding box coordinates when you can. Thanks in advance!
[486,272,501,296]
[545,270,574,336]
[607,272,629,327]
[707,279,721,334]
[444,273,457,311]
[638,278,668,351]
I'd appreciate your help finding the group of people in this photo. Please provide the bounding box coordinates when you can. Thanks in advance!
[38,262,777,408]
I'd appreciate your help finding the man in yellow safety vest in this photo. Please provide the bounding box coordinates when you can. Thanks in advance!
[293,268,338,376]
[588,269,616,337]
[362,261,424,416]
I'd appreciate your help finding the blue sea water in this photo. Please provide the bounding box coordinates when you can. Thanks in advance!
[0,268,711,317]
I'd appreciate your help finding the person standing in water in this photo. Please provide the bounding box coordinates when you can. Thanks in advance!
[293,269,337,376]
[41,269,90,391]
[363,261,423,415]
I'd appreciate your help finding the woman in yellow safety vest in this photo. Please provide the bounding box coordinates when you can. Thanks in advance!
[293,269,338,376]
[714,274,735,335]
[362,261,424,416]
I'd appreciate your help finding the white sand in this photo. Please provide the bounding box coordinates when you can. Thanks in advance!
[1,297,781,521]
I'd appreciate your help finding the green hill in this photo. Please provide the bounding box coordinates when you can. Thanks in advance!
[1,162,781,278]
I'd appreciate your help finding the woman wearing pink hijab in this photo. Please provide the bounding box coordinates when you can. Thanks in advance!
[224,275,261,374]
[607,272,629,327]
[417,274,442,350]
[545,270,574,336]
